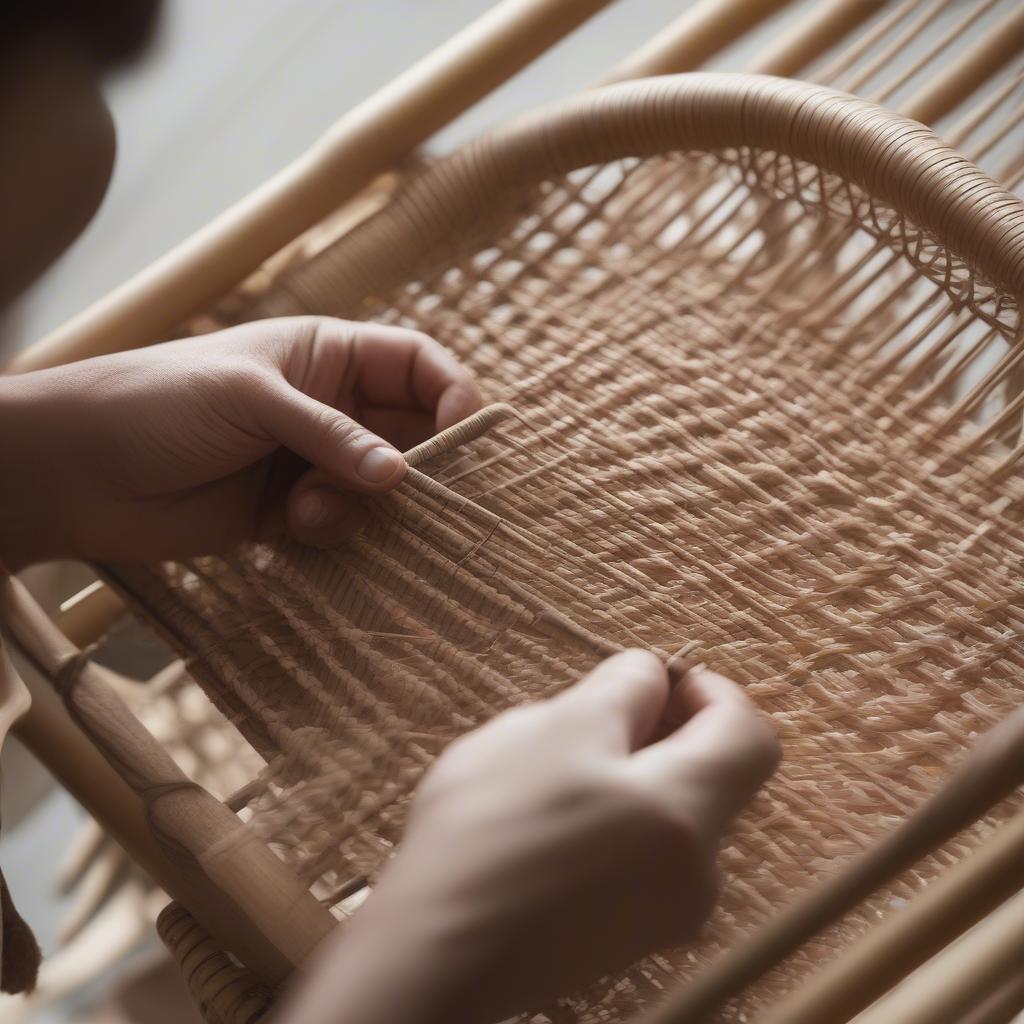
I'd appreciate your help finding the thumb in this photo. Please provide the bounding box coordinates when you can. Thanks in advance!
[259,382,407,492]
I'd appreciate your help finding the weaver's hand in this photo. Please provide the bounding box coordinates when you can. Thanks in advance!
[283,650,780,1024]
[0,316,481,567]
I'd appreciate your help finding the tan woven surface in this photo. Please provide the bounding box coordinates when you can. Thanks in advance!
[105,75,1024,1020]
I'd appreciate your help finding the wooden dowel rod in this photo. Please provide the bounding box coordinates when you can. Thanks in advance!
[900,5,1024,126]
[956,968,1024,1024]
[758,812,1024,1024]
[855,886,1024,1024]
[599,0,792,84]
[8,0,613,374]
[632,707,1024,1024]
[746,0,887,78]
[946,66,1024,149]
[812,0,919,86]
[1,573,334,985]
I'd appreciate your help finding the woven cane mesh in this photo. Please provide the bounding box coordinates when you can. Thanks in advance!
[105,76,1024,1020]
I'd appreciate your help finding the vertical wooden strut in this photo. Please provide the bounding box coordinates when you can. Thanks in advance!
[746,0,887,78]
[8,0,615,373]
[1,574,334,986]
[900,4,1024,125]
[600,0,792,83]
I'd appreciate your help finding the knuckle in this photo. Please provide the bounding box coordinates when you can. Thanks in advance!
[608,773,689,838]
[309,316,358,349]
[622,647,664,670]
[320,412,362,449]
[212,355,260,389]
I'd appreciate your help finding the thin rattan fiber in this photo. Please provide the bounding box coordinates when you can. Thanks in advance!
[105,75,1024,1021]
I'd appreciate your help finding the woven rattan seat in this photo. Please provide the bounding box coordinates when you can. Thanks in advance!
[95,75,1024,1020]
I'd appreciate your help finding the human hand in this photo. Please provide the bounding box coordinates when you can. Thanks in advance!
[282,650,780,1024]
[0,316,481,567]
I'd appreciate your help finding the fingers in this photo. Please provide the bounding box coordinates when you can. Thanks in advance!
[249,317,482,499]
[258,382,408,493]
[275,317,481,432]
[629,669,780,839]
[344,322,483,431]
[555,650,670,752]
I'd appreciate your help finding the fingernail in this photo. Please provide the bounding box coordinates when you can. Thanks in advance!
[358,446,403,484]
[296,491,332,529]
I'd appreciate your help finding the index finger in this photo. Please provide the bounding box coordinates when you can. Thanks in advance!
[349,324,483,430]
[628,669,780,835]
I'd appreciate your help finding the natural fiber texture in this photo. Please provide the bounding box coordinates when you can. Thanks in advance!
[106,75,1024,1020]
[157,902,272,1024]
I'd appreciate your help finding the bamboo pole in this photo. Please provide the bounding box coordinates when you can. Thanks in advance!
[757,812,1024,1024]
[632,707,1024,1024]
[854,886,1024,1024]
[8,663,169,889]
[900,4,1024,125]
[600,0,792,84]
[746,0,887,77]
[2,574,334,985]
[8,0,614,374]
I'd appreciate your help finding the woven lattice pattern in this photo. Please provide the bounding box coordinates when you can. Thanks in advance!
[107,78,1024,1020]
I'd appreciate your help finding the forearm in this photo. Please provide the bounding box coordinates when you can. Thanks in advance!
[278,892,479,1024]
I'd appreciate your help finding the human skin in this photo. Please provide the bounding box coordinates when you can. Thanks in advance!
[279,652,779,1024]
[0,316,483,568]
[0,13,782,1023]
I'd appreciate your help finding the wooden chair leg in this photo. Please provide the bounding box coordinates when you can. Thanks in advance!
[2,574,335,986]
